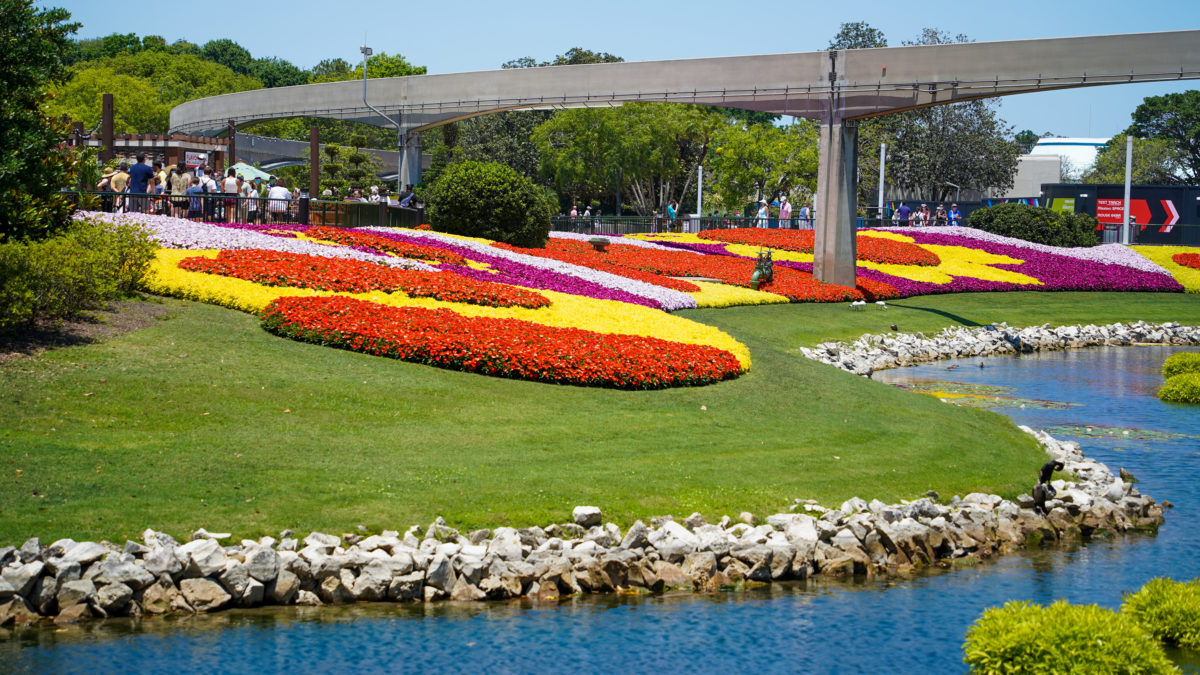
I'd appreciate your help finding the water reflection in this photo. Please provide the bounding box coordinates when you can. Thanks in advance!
[5,346,1199,674]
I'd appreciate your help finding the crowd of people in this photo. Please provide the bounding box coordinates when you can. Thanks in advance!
[94,156,421,223]
[890,201,963,226]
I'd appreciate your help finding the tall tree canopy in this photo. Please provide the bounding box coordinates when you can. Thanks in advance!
[708,121,819,208]
[828,21,887,49]
[0,0,80,239]
[1127,90,1200,183]
[1082,133,1187,184]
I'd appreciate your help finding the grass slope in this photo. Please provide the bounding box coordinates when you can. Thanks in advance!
[2,292,1197,544]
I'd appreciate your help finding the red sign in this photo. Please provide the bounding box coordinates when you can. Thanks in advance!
[1096,198,1152,225]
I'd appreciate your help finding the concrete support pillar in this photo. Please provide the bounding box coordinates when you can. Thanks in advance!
[813,119,858,288]
[309,126,320,198]
[100,93,114,163]
[400,131,422,188]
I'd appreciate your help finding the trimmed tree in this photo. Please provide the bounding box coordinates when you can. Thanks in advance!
[426,160,554,247]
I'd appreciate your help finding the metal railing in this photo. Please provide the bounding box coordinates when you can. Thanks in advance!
[64,191,423,229]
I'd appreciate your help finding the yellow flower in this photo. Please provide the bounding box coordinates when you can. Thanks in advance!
[146,249,753,369]
[860,245,1041,285]
[1132,245,1200,293]
[689,281,790,308]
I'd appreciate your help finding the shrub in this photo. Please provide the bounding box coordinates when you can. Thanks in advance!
[962,600,1176,674]
[1159,372,1200,405]
[1122,577,1200,648]
[424,160,554,248]
[1162,351,1200,379]
[0,216,156,330]
[966,203,1100,248]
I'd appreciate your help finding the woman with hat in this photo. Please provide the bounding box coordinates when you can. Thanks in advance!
[97,167,117,212]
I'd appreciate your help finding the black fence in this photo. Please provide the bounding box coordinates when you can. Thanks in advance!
[66,191,424,229]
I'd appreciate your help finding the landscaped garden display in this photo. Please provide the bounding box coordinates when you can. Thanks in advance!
[74,212,1196,392]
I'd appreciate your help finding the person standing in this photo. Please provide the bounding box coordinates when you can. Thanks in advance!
[755,200,769,228]
[893,202,911,226]
[779,196,793,229]
[935,204,948,225]
[948,203,963,225]
[245,178,260,224]
[127,155,154,213]
[267,179,292,223]
[667,200,678,231]
[799,201,813,229]
[185,176,204,220]
[222,168,240,223]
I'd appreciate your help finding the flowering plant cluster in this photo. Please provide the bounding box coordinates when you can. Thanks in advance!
[1173,253,1200,271]
[496,237,876,303]
[179,249,550,308]
[1132,246,1200,294]
[261,295,743,389]
[697,228,941,266]
[306,226,466,265]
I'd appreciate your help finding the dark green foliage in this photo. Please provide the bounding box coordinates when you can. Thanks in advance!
[1122,577,1200,648]
[967,203,1100,247]
[1162,352,1200,379]
[0,216,156,330]
[0,0,79,241]
[962,600,1176,674]
[1159,372,1200,405]
[1128,90,1200,183]
[426,161,554,247]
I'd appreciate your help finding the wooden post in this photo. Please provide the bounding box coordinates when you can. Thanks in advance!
[100,94,114,163]
[227,120,237,167]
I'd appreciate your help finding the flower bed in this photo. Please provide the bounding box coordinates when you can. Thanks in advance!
[1133,246,1200,294]
[305,226,467,265]
[179,249,550,309]
[1173,253,1200,270]
[697,228,941,266]
[261,295,743,389]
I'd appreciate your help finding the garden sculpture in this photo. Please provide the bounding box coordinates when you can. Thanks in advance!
[750,249,774,290]
[1032,460,1065,514]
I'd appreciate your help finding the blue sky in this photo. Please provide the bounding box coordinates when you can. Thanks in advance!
[50,0,1200,139]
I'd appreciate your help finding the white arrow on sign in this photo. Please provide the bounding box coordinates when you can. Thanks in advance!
[1161,199,1180,225]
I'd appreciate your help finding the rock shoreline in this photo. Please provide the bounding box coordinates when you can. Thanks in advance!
[0,428,1162,628]
[799,320,1200,377]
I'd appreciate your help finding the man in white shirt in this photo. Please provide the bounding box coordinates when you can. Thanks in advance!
[267,180,292,223]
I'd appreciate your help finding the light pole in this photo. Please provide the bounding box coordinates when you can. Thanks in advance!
[361,44,403,199]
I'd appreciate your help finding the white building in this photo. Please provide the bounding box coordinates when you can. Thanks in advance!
[1028,137,1110,179]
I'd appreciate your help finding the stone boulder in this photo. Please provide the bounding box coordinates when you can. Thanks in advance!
[92,582,133,616]
[572,506,603,528]
[180,578,231,612]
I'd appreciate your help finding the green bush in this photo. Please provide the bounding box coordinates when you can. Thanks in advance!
[1122,577,1200,649]
[425,160,554,248]
[0,216,156,330]
[962,600,1177,674]
[1159,372,1200,405]
[1162,352,1200,379]
[966,203,1100,248]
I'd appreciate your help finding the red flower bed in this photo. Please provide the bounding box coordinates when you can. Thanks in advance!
[179,249,550,308]
[497,239,868,303]
[1173,253,1200,270]
[697,228,940,266]
[493,240,701,292]
[855,277,900,301]
[306,226,465,264]
[261,295,743,389]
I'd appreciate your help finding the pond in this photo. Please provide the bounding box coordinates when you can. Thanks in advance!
[4,345,1199,674]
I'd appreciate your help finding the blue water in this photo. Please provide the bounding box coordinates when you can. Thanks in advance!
[5,346,1199,674]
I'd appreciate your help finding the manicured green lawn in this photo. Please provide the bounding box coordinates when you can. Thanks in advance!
[2,291,1196,545]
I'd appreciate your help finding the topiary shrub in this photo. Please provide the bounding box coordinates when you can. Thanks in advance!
[1162,352,1200,379]
[1159,372,1200,405]
[425,160,554,248]
[1122,577,1200,649]
[966,203,1100,248]
[962,600,1176,674]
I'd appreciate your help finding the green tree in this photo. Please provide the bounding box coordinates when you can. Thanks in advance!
[49,52,262,133]
[828,21,887,49]
[201,38,254,76]
[1014,129,1040,154]
[309,58,353,83]
[0,0,80,240]
[426,161,553,247]
[251,56,307,88]
[708,120,819,207]
[1081,133,1186,184]
[1128,90,1200,182]
[503,47,624,68]
[878,28,1021,201]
